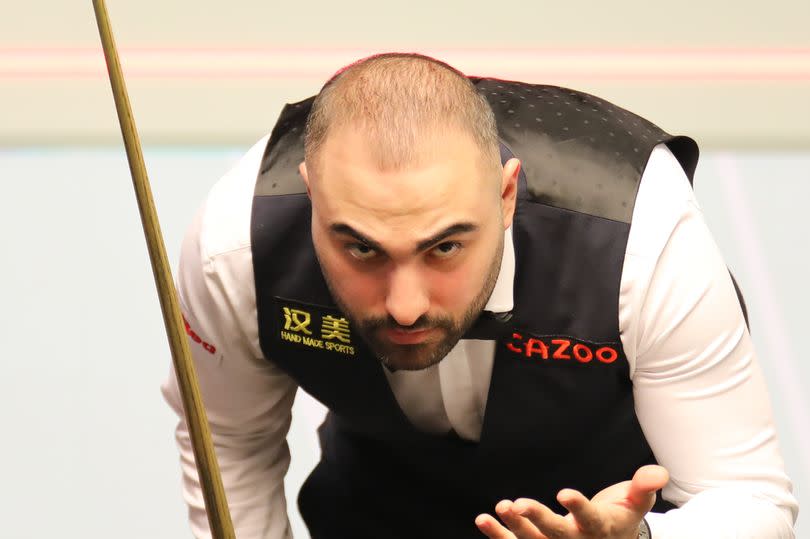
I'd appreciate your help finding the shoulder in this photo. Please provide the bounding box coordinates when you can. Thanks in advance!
[195,134,270,261]
[620,143,707,367]
[628,143,699,259]
[176,135,271,359]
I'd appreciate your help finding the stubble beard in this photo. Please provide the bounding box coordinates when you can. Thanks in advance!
[320,234,504,371]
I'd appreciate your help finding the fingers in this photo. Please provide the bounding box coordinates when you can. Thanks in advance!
[556,488,604,534]
[477,499,553,539]
[475,511,517,539]
[511,498,571,538]
[497,500,546,538]
[627,465,670,510]
[479,467,669,539]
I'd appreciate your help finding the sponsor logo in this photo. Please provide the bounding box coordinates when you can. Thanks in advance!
[283,307,313,335]
[183,315,217,355]
[278,304,355,356]
[505,332,619,364]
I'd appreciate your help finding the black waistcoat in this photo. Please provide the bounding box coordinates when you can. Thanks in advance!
[250,79,698,538]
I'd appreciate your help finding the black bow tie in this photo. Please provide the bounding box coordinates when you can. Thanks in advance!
[463,311,513,340]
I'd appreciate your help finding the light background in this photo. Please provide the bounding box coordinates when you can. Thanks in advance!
[0,1,807,537]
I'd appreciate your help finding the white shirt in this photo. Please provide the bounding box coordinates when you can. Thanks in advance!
[161,138,798,538]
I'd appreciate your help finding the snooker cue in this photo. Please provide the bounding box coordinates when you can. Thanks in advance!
[90,1,236,537]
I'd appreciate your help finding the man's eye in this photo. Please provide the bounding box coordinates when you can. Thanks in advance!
[431,241,462,259]
[347,243,377,260]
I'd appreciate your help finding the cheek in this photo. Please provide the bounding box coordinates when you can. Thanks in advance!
[428,239,500,311]
[320,251,385,311]
[427,264,485,312]
[338,271,381,308]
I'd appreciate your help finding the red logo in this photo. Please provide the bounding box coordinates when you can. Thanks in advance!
[505,333,619,364]
[183,316,217,355]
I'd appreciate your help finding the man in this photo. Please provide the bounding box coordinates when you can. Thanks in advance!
[162,53,798,538]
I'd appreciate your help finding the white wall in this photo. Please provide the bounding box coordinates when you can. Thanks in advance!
[0,147,807,538]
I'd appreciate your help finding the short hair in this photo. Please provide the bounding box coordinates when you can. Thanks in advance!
[304,53,501,180]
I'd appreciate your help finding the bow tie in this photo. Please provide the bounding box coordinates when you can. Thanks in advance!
[463,311,513,341]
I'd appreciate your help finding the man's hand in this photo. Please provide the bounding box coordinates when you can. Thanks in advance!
[475,465,669,539]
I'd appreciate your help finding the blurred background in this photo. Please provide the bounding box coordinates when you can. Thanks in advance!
[1,0,807,537]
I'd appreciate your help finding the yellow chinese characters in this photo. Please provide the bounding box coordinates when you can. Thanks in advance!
[321,315,351,343]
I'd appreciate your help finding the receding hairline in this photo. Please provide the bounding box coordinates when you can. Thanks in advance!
[303,53,502,181]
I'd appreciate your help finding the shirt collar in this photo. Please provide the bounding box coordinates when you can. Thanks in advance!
[483,226,515,314]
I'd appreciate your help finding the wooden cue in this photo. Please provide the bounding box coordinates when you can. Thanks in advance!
[91,1,236,537]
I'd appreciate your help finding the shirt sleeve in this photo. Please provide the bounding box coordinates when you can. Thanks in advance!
[620,145,798,538]
[161,137,298,539]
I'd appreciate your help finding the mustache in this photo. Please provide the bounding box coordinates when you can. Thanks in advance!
[359,314,455,332]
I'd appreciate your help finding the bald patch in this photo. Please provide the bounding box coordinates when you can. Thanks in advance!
[304,53,501,181]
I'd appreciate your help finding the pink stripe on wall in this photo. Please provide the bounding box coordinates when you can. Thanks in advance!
[1,47,809,81]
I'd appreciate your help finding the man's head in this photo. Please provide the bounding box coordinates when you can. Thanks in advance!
[300,53,520,371]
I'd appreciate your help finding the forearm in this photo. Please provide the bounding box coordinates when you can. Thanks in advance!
[161,328,297,539]
[169,390,294,539]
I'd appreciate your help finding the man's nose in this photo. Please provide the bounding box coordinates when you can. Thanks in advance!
[385,266,429,327]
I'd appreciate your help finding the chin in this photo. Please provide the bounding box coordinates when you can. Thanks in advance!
[379,348,440,371]
[373,337,461,371]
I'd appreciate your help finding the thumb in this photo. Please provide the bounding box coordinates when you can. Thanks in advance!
[627,465,669,513]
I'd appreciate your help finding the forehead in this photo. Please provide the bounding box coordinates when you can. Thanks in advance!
[310,125,497,232]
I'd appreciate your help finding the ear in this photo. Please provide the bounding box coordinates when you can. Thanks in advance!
[299,161,312,198]
[500,158,520,229]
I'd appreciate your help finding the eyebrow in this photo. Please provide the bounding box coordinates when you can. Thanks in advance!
[329,222,479,255]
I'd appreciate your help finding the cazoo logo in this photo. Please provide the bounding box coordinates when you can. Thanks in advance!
[504,333,620,365]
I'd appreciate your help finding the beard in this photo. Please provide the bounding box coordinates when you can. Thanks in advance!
[320,234,504,371]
